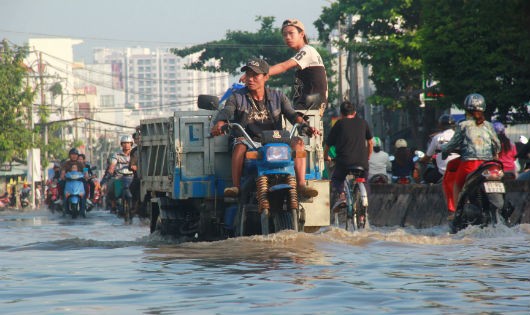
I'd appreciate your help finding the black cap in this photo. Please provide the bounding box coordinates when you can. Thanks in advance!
[241,58,269,74]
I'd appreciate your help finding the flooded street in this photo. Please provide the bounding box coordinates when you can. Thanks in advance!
[1,208,529,314]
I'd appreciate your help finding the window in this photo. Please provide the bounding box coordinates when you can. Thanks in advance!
[100,95,115,108]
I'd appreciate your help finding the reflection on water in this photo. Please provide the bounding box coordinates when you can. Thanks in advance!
[1,208,529,314]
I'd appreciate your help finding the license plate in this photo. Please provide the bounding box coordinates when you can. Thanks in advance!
[483,181,505,193]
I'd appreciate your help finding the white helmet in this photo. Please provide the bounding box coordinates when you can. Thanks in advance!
[120,135,134,144]
[395,138,408,149]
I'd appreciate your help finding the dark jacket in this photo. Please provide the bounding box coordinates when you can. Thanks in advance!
[214,87,299,138]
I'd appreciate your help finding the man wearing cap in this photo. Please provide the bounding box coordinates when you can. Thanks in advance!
[212,58,319,198]
[240,19,327,111]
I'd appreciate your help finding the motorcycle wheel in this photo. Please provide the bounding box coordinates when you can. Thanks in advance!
[71,202,79,219]
[272,211,293,232]
[79,202,86,218]
[235,204,261,236]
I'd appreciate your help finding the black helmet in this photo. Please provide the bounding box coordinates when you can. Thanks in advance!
[69,148,79,155]
[464,93,486,112]
[438,114,455,127]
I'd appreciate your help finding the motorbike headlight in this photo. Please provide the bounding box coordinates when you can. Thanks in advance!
[266,146,290,162]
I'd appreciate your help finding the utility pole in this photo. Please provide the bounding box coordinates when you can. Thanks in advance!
[337,20,343,104]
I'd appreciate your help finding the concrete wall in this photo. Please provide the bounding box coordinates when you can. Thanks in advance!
[368,180,530,228]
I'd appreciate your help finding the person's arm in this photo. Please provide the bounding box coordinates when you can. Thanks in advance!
[442,124,463,159]
[365,123,374,159]
[269,59,299,76]
[367,138,374,160]
[324,144,331,162]
[211,95,237,136]
[239,59,299,82]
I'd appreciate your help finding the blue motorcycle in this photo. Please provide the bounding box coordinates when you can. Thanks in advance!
[230,124,304,236]
[198,90,319,237]
[64,171,86,218]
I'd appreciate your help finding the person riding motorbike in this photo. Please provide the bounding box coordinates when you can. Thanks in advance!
[101,135,134,213]
[77,153,95,208]
[211,58,319,198]
[20,183,31,208]
[368,136,390,183]
[441,93,501,221]
[59,148,85,210]
[422,114,459,181]
[493,122,517,180]
[391,139,415,183]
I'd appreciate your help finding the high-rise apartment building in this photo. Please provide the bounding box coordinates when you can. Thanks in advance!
[92,47,229,116]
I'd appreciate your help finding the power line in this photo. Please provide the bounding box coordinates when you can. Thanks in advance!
[0,28,286,48]
[37,50,230,84]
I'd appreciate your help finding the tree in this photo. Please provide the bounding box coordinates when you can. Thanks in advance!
[0,40,36,164]
[316,0,426,147]
[420,0,530,123]
[171,16,337,104]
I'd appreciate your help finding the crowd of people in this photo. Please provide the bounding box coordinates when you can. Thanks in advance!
[23,18,528,228]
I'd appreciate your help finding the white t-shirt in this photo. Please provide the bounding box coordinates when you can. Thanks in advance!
[426,128,459,174]
[368,150,391,179]
[290,45,328,109]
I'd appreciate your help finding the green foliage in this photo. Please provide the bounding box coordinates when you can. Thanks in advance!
[316,0,425,146]
[420,0,530,122]
[0,40,36,164]
[171,16,336,104]
[317,0,422,108]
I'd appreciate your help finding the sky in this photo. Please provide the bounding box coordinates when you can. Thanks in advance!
[0,0,331,61]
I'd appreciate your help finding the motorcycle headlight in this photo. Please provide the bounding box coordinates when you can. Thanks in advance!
[266,146,290,162]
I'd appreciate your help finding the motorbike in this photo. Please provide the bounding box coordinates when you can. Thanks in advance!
[0,192,11,208]
[369,173,389,184]
[20,189,31,208]
[389,154,415,184]
[64,170,86,218]
[230,124,308,236]
[198,93,316,236]
[45,179,61,213]
[450,160,513,233]
[114,167,134,223]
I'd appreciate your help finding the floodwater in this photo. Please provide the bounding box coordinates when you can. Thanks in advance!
[1,207,529,315]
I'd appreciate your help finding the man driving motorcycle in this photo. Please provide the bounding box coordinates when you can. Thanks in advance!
[101,135,134,212]
[211,58,319,198]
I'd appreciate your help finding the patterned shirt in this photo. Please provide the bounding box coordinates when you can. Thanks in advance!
[442,118,500,161]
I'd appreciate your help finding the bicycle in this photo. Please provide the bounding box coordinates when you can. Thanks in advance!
[332,166,369,231]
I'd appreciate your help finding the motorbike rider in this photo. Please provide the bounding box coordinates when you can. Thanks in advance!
[493,122,517,179]
[368,136,391,183]
[441,93,500,220]
[422,114,459,175]
[391,139,415,183]
[20,183,31,207]
[77,153,95,207]
[324,100,374,210]
[101,135,134,212]
[211,58,319,198]
[60,148,85,202]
